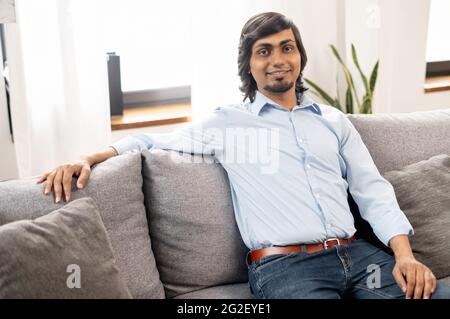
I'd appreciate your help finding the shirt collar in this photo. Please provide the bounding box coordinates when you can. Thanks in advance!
[250,90,321,116]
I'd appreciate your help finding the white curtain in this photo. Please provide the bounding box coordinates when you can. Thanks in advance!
[7,0,111,178]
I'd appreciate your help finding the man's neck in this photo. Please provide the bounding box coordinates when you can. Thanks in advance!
[260,89,298,111]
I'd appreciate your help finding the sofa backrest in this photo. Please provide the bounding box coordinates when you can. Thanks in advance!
[140,149,249,298]
[348,108,450,174]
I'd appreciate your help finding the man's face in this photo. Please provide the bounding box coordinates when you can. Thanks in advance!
[249,28,301,95]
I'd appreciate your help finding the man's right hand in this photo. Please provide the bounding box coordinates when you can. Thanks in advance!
[36,147,118,203]
[37,158,92,203]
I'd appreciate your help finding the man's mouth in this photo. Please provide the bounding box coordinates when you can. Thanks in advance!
[267,70,291,77]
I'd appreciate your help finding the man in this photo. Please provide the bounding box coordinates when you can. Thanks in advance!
[38,12,450,299]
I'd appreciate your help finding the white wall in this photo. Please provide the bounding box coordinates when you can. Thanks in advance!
[292,0,339,100]
[345,0,450,113]
[424,91,450,111]
[376,0,431,113]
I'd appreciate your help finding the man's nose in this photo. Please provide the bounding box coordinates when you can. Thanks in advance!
[270,49,285,67]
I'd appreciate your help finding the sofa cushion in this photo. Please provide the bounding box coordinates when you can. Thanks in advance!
[383,154,450,279]
[0,197,132,298]
[173,283,253,299]
[0,152,164,298]
[141,149,248,298]
[348,109,450,174]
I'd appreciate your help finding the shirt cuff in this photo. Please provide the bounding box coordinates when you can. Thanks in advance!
[375,211,414,247]
[109,136,146,155]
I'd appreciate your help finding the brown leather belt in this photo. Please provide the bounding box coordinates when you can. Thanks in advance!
[248,236,357,265]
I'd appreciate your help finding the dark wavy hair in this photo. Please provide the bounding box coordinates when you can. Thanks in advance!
[238,12,308,103]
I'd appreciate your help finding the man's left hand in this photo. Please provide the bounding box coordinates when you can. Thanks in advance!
[392,256,437,299]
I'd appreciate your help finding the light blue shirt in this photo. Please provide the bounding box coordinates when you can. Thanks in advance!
[111,91,413,250]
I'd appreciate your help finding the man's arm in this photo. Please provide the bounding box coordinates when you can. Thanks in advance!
[85,146,118,166]
[389,235,436,299]
[338,113,413,246]
[110,107,226,157]
[337,112,436,299]
[39,107,226,202]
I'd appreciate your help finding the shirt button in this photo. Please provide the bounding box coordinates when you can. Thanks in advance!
[316,193,321,199]
[299,138,303,143]
[306,164,311,169]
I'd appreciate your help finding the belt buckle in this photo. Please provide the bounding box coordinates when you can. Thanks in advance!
[323,238,340,249]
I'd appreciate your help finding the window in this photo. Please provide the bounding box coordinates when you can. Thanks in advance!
[426,0,450,77]
[88,0,192,107]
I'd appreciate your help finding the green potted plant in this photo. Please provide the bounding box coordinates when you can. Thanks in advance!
[305,44,379,114]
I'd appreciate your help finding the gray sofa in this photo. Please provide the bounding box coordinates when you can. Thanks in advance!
[1,108,450,298]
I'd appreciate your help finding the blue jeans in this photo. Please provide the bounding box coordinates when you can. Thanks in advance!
[247,238,450,299]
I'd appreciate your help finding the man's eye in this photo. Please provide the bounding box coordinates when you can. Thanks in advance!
[284,46,294,52]
[258,49,269,56]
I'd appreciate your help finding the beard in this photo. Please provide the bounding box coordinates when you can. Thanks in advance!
[263,80,294,93]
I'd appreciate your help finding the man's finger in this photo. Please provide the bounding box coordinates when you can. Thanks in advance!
[62,167,73,202]
[37,172,50,184]
[44,173,55,195]
[392,267,407,294]
[405,266,416,299]
[413,268,425,299]
[423,271,434,299]
[430,272,437,296]
[53,169,63,203]
[77,166,91,189]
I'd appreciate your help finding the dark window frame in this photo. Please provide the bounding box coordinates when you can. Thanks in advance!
[426,60,450,78]
[123,85,191,109]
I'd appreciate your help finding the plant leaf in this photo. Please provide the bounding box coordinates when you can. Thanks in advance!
[330,44,345,65]
[345,87,354,114]
[351,44,369,94]
[334,98,342,112]
[336,74,341,106]
[369,60,379,94]
[330,45,361,111]
[304,78,336,106]
[360,95,372,114]
[309,90,341,111]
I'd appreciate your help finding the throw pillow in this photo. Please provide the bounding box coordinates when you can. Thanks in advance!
[141,149,248,298]
[0,197,132,298]
[382,154,450,279]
